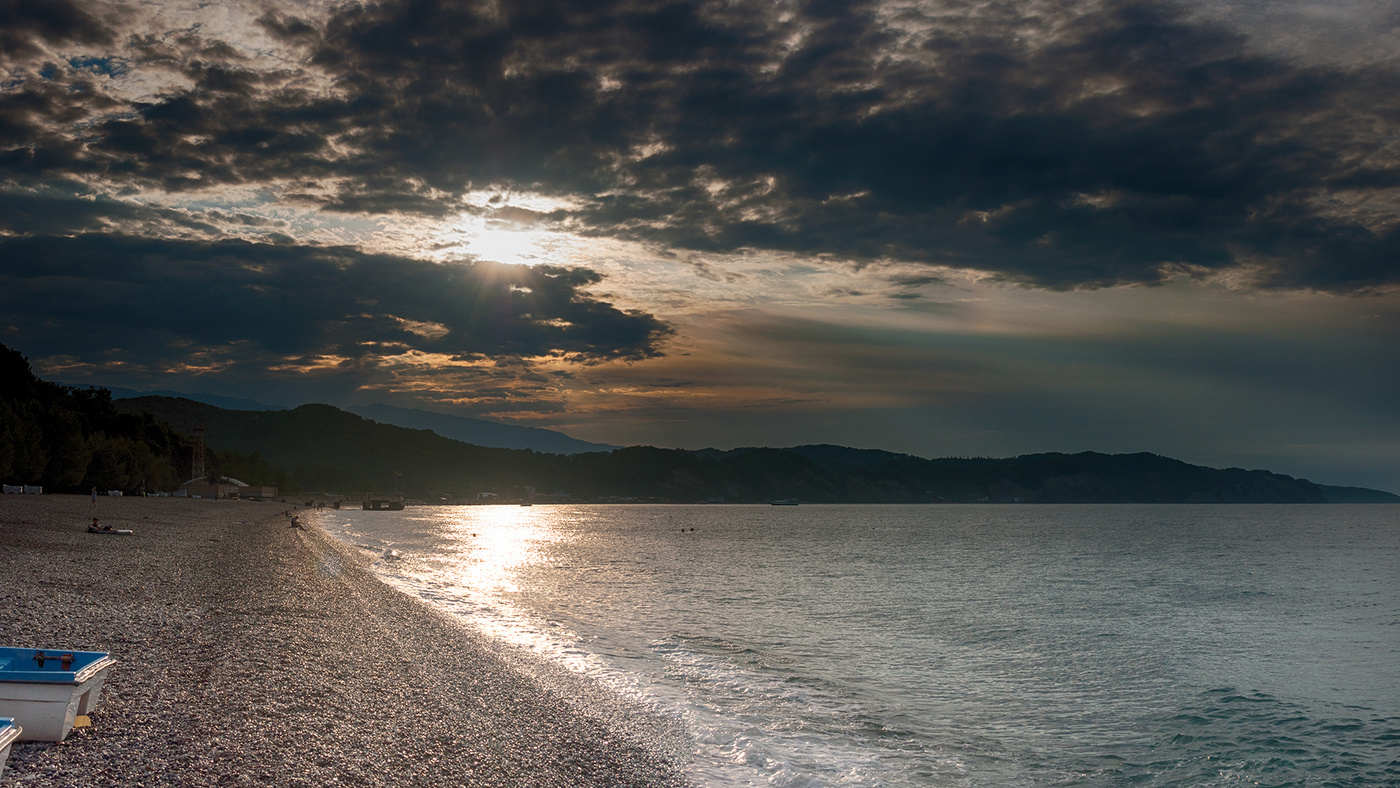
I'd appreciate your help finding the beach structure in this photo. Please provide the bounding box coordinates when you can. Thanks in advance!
[362,493,406,510]
[0,717,19,777]
[177,475,278,500]
[0,648,117,741]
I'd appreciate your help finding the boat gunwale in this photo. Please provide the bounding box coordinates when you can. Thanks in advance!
[0,650,117,685]
[0,717,19,749]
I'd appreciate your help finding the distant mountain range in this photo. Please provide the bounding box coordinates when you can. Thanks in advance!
[104,395,1400,503]
[12,348,1389,502]
[97,384,291,413]
[91,385,616,455]
[344,403,618,455]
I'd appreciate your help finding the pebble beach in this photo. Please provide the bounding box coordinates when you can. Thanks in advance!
[0,495,690,787]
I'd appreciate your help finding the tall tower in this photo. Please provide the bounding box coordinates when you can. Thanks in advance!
[191,424,207,482]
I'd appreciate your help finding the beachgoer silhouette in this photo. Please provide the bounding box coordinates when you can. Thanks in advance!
[90,487,97,508]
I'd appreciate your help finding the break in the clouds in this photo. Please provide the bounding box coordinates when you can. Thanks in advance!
[2,0,1399,490]
[4,0,1400,291]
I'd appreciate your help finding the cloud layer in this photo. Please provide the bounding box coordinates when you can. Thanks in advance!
[0,234,669,367]
[5,0,1400,292]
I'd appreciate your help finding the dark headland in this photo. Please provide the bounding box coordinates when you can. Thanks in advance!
[0,494,688,787]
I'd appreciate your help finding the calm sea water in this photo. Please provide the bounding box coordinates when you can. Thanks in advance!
[319,504,1400,787]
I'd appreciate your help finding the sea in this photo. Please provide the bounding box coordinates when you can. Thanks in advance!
[318,504,1400,787]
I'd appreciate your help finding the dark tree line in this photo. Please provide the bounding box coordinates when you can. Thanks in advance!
[0,344,191,493]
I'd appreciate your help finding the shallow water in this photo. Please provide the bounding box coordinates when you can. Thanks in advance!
[320,504,1400,787]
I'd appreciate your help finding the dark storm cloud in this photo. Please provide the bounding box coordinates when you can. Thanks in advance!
[4,0,1400,291]
[298,0,1400,291]
[0,0,112,59]
[0,234,670,366]
[0,184,290,238]
[0,185,151,234]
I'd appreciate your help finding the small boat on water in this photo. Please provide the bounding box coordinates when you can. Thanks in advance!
[0,648,117,742]
[770,498,799,506]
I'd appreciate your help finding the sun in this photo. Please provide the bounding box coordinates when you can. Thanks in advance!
[468,225,551,265]
[430,211,584,267]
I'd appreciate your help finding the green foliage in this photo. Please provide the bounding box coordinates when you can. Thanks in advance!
[0,343,190,492]
[0,398,47,480]
[209,449,279,487]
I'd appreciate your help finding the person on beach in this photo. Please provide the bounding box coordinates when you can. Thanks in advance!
[90,486,98,508]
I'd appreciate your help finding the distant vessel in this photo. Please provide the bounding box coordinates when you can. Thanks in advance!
[770,498,799,506]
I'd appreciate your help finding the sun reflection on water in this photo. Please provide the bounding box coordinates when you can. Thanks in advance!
[402,505,606,671]
[327,505,607,675]
[437,505,564,594]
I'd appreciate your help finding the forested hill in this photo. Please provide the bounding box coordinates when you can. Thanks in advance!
[0,346,190,492]
[110,395,1399,503]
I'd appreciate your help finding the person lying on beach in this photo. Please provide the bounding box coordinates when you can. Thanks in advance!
[88,518,115,532]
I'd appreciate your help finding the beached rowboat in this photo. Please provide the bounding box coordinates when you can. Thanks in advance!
[0,717,19,777]
[0,648,117,741]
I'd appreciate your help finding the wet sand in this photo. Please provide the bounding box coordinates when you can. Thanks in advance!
[0,495,689,787]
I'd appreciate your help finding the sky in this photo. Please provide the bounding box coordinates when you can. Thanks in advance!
[2,0,1398,492]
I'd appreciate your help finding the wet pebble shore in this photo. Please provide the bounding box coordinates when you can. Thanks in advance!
[0,495,689,787]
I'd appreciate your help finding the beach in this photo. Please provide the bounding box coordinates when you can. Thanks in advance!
[0,495,689,787]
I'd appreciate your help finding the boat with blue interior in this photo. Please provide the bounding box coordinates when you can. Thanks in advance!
[0,648,117,741]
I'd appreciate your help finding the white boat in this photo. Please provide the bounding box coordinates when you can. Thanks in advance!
[0,648,117,741]
[0,717,19,777]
